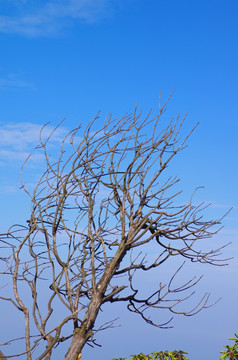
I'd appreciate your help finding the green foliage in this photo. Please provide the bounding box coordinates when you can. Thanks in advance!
[220,334,238,360]
[112,333,238,360]
[113,333,238,360]
[113,350,188,360]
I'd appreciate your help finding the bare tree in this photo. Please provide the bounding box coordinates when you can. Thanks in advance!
[0,95,229,359]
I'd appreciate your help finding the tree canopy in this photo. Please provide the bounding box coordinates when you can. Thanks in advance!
[0,95,228,360]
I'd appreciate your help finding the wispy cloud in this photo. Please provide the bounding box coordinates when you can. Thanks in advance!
[0,184,20,194]
[0,69,34,89]
[0,77,33,89]
[0,0,117,37]
[0,121,82,194]
[0,122,68,164]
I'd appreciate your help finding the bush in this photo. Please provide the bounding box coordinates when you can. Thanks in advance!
[113,333,238,360]
[113,350,188,360]
[220,333,238,360]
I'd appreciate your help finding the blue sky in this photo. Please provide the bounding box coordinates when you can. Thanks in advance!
[0,0,237,359]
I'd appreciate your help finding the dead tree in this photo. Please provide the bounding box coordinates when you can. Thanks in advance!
[0,95,228,359]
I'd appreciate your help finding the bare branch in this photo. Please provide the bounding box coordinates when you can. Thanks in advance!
[0,94,230,359]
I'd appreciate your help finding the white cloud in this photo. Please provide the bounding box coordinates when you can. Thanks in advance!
[0,0,117,36]
[0,184,21,194]
[0,122,68,163]
[0,120,84,195]
[0,77,33,89]
[0,70,34,90]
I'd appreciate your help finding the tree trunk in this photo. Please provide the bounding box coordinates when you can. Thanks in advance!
[64,294,102,359]
[64,327,91,360]
[65,249,126,359]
